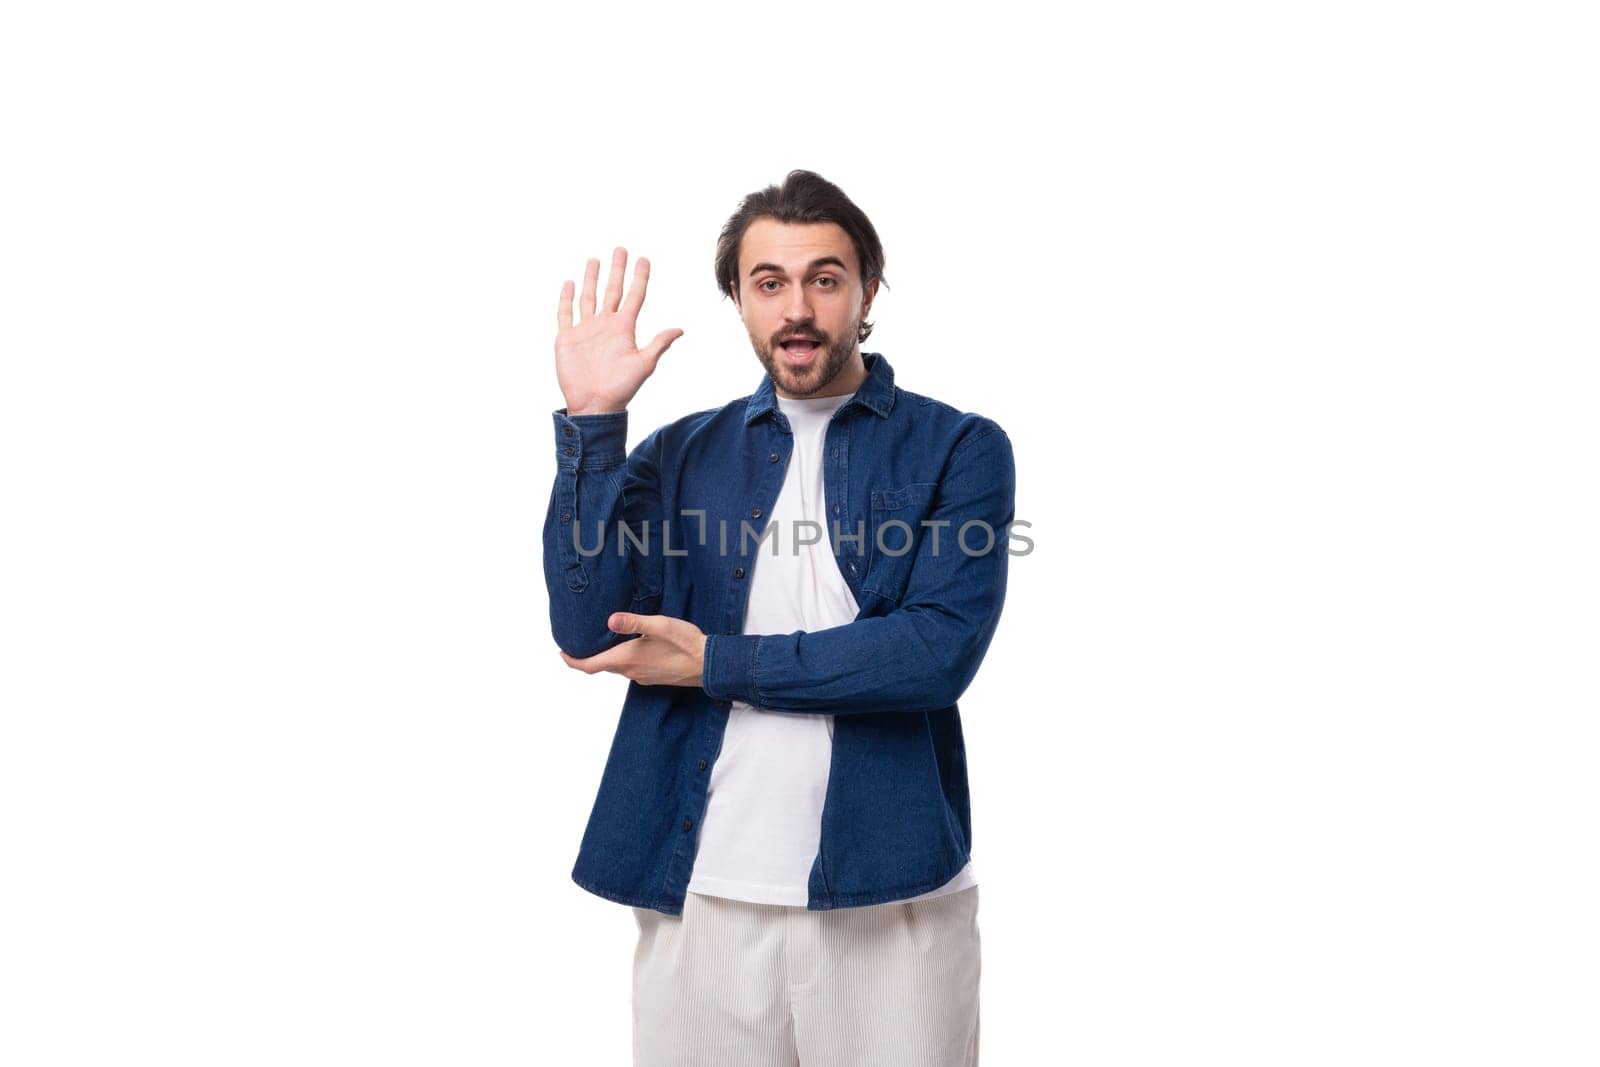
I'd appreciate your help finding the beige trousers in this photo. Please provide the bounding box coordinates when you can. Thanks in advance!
[630,885,980,1067]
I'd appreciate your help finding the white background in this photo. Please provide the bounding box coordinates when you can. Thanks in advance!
[3,2,1596,1064]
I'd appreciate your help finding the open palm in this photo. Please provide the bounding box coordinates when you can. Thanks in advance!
[555,246,683,416]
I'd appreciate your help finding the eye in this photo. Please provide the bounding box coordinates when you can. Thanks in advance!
[758,279,780,292]
[814,276,836,288]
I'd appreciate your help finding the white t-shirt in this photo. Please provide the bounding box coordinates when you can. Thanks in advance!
[686,389,976,906]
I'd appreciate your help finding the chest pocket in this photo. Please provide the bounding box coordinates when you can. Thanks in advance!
[861,482,938,601]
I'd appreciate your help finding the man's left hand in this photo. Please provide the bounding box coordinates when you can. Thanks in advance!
[560,612,708,688]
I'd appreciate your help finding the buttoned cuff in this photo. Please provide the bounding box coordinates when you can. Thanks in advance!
[553,408,628,471]
[702,634,762,705]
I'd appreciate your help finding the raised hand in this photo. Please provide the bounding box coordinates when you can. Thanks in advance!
[555,247,683,416]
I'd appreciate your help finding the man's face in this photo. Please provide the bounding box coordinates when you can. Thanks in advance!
[733,217,878,398]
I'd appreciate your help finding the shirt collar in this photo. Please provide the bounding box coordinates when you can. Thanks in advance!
[743,351,897,426]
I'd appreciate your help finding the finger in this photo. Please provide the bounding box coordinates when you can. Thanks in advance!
[602,246,627,314]
[619,256,650,320]
[640,329,684,369]
[579,257,600,321]
[557,279,574,331]
[561,646,628,675]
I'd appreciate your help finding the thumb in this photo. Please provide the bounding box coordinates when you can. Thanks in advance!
[640,329,683,369]
[608,611,654,635]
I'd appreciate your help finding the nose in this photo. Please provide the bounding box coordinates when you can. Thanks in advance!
[781,285,814,325]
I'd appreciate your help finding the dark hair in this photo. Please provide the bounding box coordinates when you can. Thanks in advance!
[714,169,889,343]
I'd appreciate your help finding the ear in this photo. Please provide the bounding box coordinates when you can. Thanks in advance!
[861,276,880,319]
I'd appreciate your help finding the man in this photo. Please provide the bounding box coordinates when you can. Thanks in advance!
[544,170,1014,1067]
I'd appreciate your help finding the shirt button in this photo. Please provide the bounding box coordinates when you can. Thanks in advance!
[848,561,857,573]
[562,425,573,437]
[682,818,693,831]
[697,758,708,771]
[563,445,575,457]
[751,508,762,519]
[561,511,571,523]
[769,452,779,463]
[733,566,745,579]
[831,447,838,459]
[832,503,840,515]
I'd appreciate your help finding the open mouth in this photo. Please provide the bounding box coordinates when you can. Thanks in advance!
[779,338,822,358]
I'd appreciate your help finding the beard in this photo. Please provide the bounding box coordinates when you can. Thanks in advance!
[749,318,859,398]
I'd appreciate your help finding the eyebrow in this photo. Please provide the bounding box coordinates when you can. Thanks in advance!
[747,255,850,278]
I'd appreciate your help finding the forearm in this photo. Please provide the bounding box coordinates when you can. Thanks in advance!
[543,409,660,658]
[700,599,1005,715]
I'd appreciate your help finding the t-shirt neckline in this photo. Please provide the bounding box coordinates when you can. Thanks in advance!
[775,390,856,415]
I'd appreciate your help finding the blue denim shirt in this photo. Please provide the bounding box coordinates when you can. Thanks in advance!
[544,352,1015,916]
